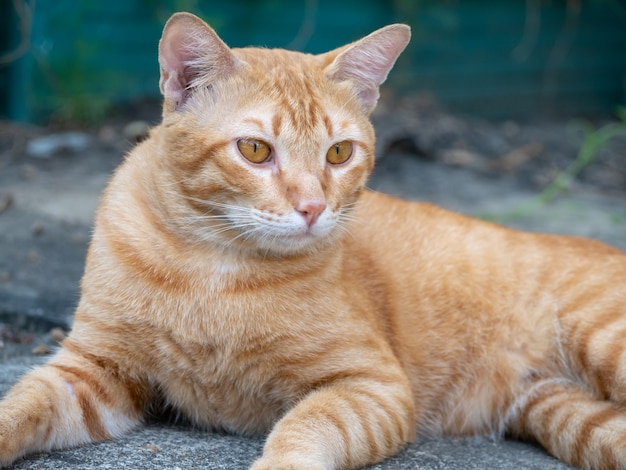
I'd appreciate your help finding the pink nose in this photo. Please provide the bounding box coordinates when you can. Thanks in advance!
[296,200,326,227]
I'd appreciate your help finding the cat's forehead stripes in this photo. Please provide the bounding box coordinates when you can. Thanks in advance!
[242,117,265,131]
[274,76,325,136]
[269,91,335,140]
[322,114,334,138]
[234,50,337,139]
[272,114,282,138]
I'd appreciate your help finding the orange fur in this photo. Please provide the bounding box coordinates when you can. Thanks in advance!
[2,12,626,470]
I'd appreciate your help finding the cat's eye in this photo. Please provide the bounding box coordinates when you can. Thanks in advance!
[237,139,271,164]
[326,141,353,165]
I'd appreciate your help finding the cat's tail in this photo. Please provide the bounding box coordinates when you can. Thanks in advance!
[506,378,626,470]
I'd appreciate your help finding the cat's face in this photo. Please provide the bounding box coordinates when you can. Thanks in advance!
[156,13,410,256]
[162,51,376,256]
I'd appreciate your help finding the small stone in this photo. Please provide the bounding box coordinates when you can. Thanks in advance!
[26,132,91,159]
[123,121,151,143]
[50,327,67,343]
[0,193,13,214]
[98,125,117,144]
[439,149,481,167]
[31,223,44,237]
[70,232,88,244]
[32,344,52,355]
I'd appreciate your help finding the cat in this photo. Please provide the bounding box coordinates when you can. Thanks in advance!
[1,10,626,470]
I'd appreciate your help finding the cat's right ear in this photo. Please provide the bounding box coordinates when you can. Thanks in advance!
[158,12,240,113]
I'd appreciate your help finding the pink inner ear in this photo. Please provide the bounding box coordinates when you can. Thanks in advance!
[325,25,410,113]
[159,22,196,107]
[157,13,240,111]
[365,35,410,84]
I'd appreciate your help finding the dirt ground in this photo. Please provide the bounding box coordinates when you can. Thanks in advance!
[372,93,626,197]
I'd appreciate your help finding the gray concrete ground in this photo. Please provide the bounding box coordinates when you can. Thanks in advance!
[1,113,625,468]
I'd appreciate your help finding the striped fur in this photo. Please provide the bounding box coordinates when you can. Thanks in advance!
[2,12,626,470]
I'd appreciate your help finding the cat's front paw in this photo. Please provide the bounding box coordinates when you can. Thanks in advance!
[0,411,24,467]
[250,455,326,470]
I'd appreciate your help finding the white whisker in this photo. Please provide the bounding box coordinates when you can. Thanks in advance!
[176,190,362,253]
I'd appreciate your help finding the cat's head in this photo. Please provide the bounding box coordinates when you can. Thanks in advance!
[155,12,410,256]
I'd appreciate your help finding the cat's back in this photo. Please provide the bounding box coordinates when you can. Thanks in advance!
[353,189,625,272]
[349,189,626,346]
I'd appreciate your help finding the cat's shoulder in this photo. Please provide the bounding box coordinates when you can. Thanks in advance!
[357,190,471,225]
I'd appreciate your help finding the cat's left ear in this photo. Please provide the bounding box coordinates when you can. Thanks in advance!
[324,24,411,114]
[158,12,240,113]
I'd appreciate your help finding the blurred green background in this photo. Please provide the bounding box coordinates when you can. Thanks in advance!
[1,0,625,124]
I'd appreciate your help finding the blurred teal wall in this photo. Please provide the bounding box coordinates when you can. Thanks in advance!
[1,0,625,123]
[402,0,626,117]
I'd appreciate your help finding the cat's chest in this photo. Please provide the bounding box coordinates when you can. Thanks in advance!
[133,255,377,432]
[150,257,346,341]
[149,322,321,434]
[146,280,356,433]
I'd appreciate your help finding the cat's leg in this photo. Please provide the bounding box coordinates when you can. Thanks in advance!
[560,305,626,404]
[504,298,626,469]
[0,347,146,466]
[506,379,626,470]
[251,371,415,470]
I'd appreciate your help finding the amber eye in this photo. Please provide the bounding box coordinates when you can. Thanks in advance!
[326,141,353,165]
[237,139,271,163]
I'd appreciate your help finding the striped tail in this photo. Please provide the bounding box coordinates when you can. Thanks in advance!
[508,379,626,470]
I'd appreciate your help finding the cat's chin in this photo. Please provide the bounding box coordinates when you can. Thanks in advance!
[249,232,333,257]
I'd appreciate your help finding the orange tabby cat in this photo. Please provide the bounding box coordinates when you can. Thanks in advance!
[1,11,626,470]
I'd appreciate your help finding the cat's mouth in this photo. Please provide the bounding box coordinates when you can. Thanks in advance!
[188,206,338,255]
[284,228,318,241]
[267,227,322,247]
[245,218,334,255]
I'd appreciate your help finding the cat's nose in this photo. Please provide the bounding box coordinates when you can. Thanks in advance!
[296,200,326,227]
